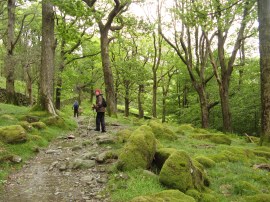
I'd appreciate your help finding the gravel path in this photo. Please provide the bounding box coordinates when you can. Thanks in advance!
[1,116,121,202]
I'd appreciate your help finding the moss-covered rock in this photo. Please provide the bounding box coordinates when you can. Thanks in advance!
[0,125,27,144]
[154,147,177,169]
[43,116,65,127]
[233,181,260,196]
[129,190,196,202]
[192,134,232,145]
[185,189,201,201]
[19,121,33,131]
[117,125,156,171]
[175,124,194,135]
[21,115,40,123]
[31,121,47,130]
[1,114,15,120]
[194,156,216,168]
[244,194,270,202]
[116,129,132,143]
[159,150,209,192]
[201,193,218,202]
[148,120,177,140]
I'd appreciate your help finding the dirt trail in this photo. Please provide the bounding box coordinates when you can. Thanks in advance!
[1,116,122,202]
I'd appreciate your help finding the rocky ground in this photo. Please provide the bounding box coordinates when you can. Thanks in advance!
[1,116,123,202]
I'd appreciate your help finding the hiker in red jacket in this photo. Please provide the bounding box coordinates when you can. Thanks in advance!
[92,89,106,132]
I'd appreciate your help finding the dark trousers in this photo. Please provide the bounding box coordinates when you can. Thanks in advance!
[74,108,79,117]
[96,112,105,131]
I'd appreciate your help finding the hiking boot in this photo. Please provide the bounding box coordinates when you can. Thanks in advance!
[101,130,106,133]
[94,129,100,131]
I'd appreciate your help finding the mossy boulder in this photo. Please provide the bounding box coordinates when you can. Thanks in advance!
[233,181,260,195]
[194,156,216,168]
[0,125,27,144]
[175,124,195,135]
[19,121,33,131]
[185,189,201,201]
[201,193,218,202]
[159,150,209,192]
[192,134,231,145]
[129,190,196,202]
[21,115,40,123]
[1,114,15,120]
[154,147,177,169]
[31,121,47,130]
[43,116,65,127]
[116,129,132,143]
[148,120,177,140]
[117,125,156,171]
[244,194,270,202]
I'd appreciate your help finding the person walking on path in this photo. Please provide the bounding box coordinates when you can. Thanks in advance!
[73,100,79,118]
[92,89,106,132]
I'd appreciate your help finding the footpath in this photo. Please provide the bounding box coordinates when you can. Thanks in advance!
[1,116,122,202]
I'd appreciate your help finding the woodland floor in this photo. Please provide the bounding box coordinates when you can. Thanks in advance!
[0,116,124,202]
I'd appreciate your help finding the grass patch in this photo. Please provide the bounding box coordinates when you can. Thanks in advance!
[108,169,165,202]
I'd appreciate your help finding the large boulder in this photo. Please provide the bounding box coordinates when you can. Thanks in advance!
[154,147,177,169]
[129,190,195,202]
[148,120,178,140]
[159,151,209,192]
[117,125,156,171]
[115,129,132,143]
[0,125,27,144]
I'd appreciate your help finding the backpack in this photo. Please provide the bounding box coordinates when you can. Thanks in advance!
[102,97,107,107]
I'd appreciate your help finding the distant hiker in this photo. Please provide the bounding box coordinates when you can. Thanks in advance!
[92,89,106,132]
[73,100,79,118]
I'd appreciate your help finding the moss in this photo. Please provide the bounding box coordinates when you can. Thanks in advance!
[1,114,15,120]
[116,129,132,143]
[253,150,270,159]
[159,150,208,192]
[194,156,216,168]
[117,125,156,171]
[201,193,218,202]
[176,124,194,135]
[244,194,270,202]
[18,121,33,131]
[192,134,232,145]
[42,116,65,127]
[185,189,201,201]
[154,148,177,169]
[209,135,231,145]
[233,181,260,196]
[0,146,13,163]
[129,190,196,202]
[148,120,177,140]
[30,121,47,130]
[21,115,40,123]
[0,125,27,144]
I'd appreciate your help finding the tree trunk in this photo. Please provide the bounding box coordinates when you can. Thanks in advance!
[138,84,144,119]
[197,86,209,128]
[219,77,232,132]
[24,64,33,105]
[258,0,270,145]
[5,0,16,104]
[124,85,129,117]
[100,31,117,117]
[55,45,65,110]
[162,87,166,123]
[39,0,56,115]
[152,71,157,118]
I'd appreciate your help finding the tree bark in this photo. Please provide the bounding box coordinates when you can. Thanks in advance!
[100,31,117,116]
[152,71,157,118]
[124,84,129,117]
[258,0,270,145]
[39,0,56,115]
[138,84,144,119]
[5,0,16,104]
